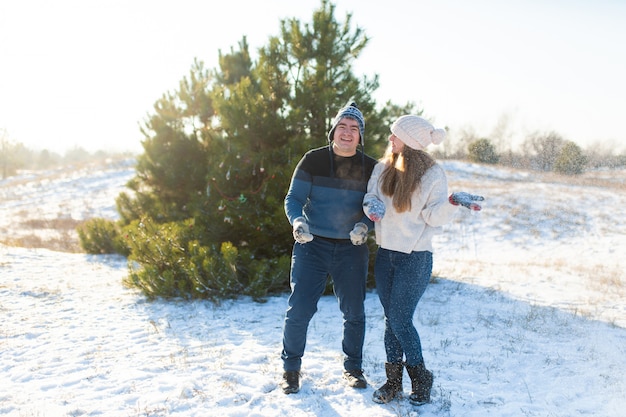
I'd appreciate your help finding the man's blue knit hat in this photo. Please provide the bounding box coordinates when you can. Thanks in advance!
[327,102,365,145]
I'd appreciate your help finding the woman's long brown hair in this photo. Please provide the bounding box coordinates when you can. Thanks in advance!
[378,145,436,212]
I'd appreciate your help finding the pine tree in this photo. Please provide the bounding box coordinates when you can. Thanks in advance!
[82,0,419,300]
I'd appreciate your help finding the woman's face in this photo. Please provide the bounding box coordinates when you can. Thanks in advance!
[389,133,405,154]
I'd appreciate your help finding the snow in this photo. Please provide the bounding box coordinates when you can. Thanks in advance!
[1,158,625,417]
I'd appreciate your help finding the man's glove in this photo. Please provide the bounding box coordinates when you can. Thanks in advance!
[349,222,368,245]
[363,196,386,222]
[292,216,314,244]
[449,192,484,211]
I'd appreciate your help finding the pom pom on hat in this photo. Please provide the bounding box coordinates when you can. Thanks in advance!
[391,115,446,150]
[327,102,365,144]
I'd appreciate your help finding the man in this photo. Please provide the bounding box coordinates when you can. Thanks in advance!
[280,102,377,394]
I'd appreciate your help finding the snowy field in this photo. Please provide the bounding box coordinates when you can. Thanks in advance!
[1,158,625,417]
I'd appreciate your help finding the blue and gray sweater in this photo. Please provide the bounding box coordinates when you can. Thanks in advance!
[285,146,377,240]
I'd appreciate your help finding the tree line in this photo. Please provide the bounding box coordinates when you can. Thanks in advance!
[0,129,131,179]
[438,129,625,175]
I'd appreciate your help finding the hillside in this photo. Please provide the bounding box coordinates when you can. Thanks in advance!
[1,158,625,417]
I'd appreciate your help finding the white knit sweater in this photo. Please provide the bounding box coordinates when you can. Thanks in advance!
[365,162,458,254]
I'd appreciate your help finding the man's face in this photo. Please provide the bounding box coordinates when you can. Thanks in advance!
[332,117,361,157]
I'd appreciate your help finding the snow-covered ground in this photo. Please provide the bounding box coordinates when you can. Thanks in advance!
[1,158,625,417]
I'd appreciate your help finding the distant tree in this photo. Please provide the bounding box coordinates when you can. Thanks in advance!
[63,147,91,165]
[489,112,515,155]
[522,131,565,171]
[468,138,499,164]
[0,129,26,179]
[449,127,478,159]
[584,140,626,169]
[554,140,587,175]
[37,149,62,169]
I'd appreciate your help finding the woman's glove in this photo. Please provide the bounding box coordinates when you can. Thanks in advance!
[449,192,484,211]
[292,216,314,243]
[349,222,368,245]
[363,196,386,222]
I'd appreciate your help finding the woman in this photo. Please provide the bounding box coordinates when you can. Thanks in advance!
[363,115,483,405]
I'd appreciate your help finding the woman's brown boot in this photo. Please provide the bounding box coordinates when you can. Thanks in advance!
[405,362,433,405]
[372,362,403,404]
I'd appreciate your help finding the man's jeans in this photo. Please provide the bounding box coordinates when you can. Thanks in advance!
[281,238,368,372]
[374,248,432,366]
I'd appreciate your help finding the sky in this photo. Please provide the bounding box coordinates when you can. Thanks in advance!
[1,157,625,416]
[1,0,625,154]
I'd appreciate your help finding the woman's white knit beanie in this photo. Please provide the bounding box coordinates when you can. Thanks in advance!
[390,115,446,150]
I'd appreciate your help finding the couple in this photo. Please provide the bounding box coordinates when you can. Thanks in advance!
[280,102,483,405]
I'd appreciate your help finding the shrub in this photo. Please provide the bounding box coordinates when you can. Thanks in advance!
[242,253,291,301]
[468,138,499,164]
[184,241,243,301]
[121,218,292,301]
[121,218,229,300]
[554,141,587,175]
[77,218,129,256]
